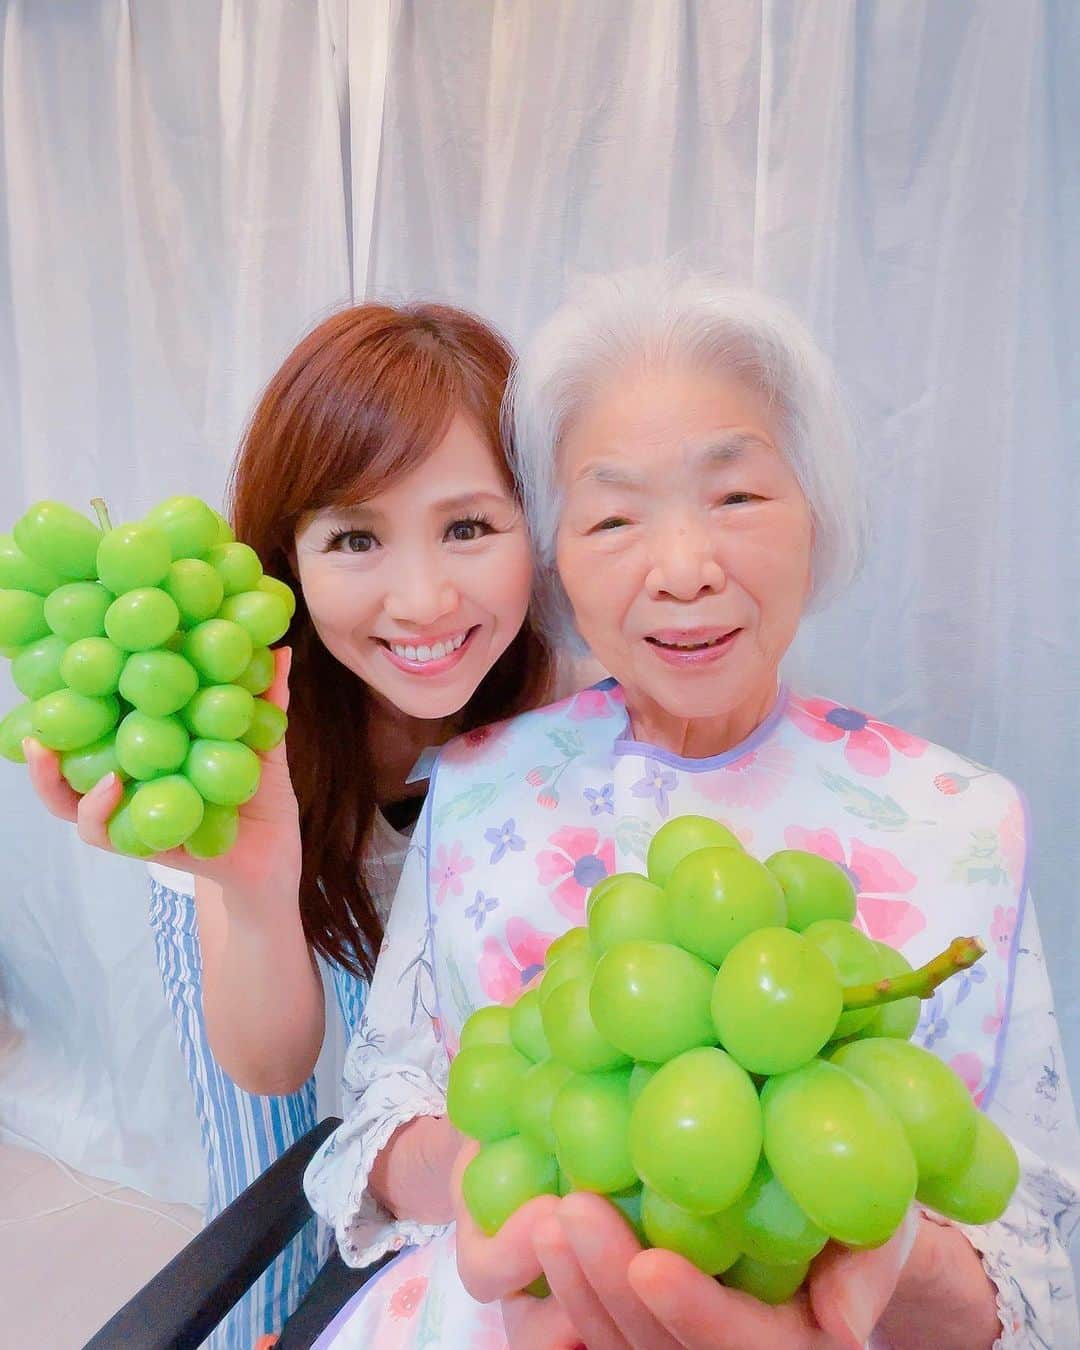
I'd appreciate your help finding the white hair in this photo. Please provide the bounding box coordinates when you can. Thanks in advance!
[507,265,865,642]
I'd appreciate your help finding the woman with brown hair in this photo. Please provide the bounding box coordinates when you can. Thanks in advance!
[23,300,560,1348]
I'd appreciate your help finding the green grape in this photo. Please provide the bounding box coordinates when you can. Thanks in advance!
[721,1255,810,1305]
[95,522,172,593]
[181,685,255,740]
[60,637,125,697]
[551,1068,638,1194]
[667,847,787,966]
[161,557,225,625]
[211,510,235,545]
[43,581,113,641]
[710,927,842,1074]
[234,646,275,695]
[0,533,64,595]
[241,699,287,752]
[218,592,290,647]
[729,1157,827,1266]
[801,920,882,1038]
[462,1135,559,1236]
[515,1059,573,1153]
[0,589,51,646]
[459,1004,514,1049]
[115,710,189,779]
[538,945,595,1009]
[761,1059,916,1248]
[118,649,200,717]
[628,1062,658,1105]
[646,814,742,888]
[106,784,156,858]
[853,943,921,1041]
[588,874,671,954]
[104,588,180,652]
[765,849,857,931]
[640,1187,742,1276]
[916,1112,1019,1225]
[184,738,261,806]
[14,501,102,579]
[182,619,253,683]
[830,1039,978,1181]
[509,988,550,1063]
[129,775,205,851]
[142,495,220,559]
[184,801,239,859]
[257,573,297,621]
[590,940,716,1064]
[0,701,35,762]
[60,735,124,795]
[207,542,263,595]
[12,634,68,699]
[629,1047,762,1215]
[541,973,631,1074]
[447,1043,532,1141]
[545,925,591,965]
[31,691,120,752]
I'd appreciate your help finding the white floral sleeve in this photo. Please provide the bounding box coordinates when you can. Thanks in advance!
[303,796,450,1269]
[955,893,1080,1348]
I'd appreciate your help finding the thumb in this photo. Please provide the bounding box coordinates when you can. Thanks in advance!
[810,1209,920,1348]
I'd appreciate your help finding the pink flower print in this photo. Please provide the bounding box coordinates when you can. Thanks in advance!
[990,904,1017,958]
[388,1274,428,1320]
[784,827,925,946]
[431,840,473,905]
[998,798,1026,889]
[479,917,555,1004]
[983,985,1006,1038]
[537,790,559,810]
[695,742,796,811]
[567,687,614,721]
[934,772,966,795]
[950,1051,985,1103]
[537,825,616,920]
[788,695,927,778]
[439,722,510,766]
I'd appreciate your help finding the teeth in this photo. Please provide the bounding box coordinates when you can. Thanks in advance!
[390,631,468,663]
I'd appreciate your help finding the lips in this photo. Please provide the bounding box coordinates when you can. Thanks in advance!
[645,627,740,651]
[379,629,470,665]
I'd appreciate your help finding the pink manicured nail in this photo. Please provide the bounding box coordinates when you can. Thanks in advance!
[92,772,118,794]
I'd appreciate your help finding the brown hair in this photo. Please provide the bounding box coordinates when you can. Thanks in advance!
[228,303,553,979]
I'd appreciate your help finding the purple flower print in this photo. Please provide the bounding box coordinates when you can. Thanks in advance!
[484,818,525,864]
[465,890,499,931]
[631,760,678,817]
[584,783,615,816]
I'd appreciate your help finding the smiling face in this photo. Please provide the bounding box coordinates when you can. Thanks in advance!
[293,411,533,721]
[555,363,814,751]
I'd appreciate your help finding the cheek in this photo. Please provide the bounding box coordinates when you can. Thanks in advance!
[477,537,534,625]
[297,564,378,636]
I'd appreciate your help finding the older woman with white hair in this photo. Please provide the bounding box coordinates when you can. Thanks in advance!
[304,270,1079,1349]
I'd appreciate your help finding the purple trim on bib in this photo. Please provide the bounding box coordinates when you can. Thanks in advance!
[424,753,449,1056]
[981,785,1032,1113]
[611,685,789,771]
[310,1245,417,1348]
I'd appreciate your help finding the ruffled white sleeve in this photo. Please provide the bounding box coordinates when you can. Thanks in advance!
[951,892,1080,1347]
[303,795,450,1268]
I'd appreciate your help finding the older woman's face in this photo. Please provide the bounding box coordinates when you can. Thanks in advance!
[555,363,813,730]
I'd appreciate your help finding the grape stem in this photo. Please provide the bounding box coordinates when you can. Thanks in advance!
[841,936,986,1010]
[90,498,113,531]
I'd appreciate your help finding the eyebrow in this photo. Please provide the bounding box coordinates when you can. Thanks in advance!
[318,488,511,523]
[574,432,768,487]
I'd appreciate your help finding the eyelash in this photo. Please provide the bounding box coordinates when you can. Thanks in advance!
[590,494,757,533]
[322,514,497,553]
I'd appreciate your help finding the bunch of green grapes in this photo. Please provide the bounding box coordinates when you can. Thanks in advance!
[448,815,1019,1305]
[0,496,294,858]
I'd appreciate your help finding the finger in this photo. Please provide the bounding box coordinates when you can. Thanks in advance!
[450,1138,481,1204]
[556,1192,683,1350]
[501,1288,585,1350]
[627,1247,814,1350]
[809,1209,920,1348]
[534,1211,628,1350]
[23,737,81,821]
[75,771,125,850]
[265,645,292,714]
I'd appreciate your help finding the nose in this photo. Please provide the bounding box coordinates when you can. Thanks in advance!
[384,560,459,627]
[644,516,726,602]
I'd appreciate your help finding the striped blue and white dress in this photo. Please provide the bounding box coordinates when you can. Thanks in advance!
[147,811,408,1350]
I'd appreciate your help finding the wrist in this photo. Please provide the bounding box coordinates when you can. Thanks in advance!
[370,1115,461,1224]
[878,1214,1000,1349]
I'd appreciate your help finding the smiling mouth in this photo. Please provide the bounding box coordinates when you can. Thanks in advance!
[645,630,739,651]
[376,628,475,665]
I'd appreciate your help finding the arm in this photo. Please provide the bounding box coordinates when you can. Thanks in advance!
[304,795,458,1268]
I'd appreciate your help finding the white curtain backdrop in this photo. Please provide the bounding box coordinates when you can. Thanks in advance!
[1,0,1076,1215]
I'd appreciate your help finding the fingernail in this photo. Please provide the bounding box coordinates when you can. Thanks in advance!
[21,738,32,757]
[835,1279,876,1348]
[92,772,118,794]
